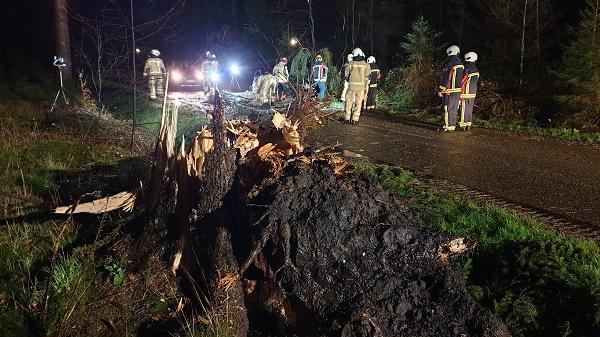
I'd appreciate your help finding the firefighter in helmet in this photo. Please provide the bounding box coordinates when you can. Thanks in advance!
[365,56,381,112]
[312,54,329,100]
[273,56,290,100]
[460,52,480,130]
[340,53,353,101]
[201,51,220,93]
[143,49,166,100]
[438,45,464,131]
[344,47,371,124]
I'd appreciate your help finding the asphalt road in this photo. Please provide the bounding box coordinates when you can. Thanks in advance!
[306,114,600,227]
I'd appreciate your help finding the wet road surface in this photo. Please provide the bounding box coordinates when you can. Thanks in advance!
[307,114,600,227]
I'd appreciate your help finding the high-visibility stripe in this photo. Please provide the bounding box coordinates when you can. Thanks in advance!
[369,84,377,88]
[460,94,476,99]
[444,105,449,128]
[350,81,365,85]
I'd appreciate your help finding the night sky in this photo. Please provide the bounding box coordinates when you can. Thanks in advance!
[1,0,587,81]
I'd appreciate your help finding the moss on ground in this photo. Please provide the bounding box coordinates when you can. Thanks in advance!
[355,161,600,337]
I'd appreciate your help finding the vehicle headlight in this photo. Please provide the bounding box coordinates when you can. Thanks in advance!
[195,71,204,80]
[210,72,220,82]
[171,71,183,82]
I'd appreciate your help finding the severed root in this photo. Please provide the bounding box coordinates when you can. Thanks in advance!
[240,222,276,275]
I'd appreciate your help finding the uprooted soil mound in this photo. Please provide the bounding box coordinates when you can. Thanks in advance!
[243,160,510,337]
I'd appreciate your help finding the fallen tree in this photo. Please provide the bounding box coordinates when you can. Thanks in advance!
[134,88,510,337]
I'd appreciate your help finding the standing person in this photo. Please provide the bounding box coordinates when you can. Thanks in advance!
[312,54,329,100]
[438,45,464,131]
[344,48,371,124]
[143,49,166,100]
[201,51,220,93]
[340,53,353,101]
[273,56,290,100]
[460,52,480,130]
[365,56,381,112]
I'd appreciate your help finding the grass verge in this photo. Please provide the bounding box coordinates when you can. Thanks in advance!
[355,161,600,337]
[0,92,178,335]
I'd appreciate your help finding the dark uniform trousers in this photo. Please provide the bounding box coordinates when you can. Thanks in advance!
[443,93,461,129]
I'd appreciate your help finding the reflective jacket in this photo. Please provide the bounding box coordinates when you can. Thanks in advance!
[312,62,328,82]
[273,62,289,84]
[439,55,464,95]
[345,57,371,91]
[368,63,381,87]
[144,57,166,76]
[201,60,219,74]
[461,62,480,99]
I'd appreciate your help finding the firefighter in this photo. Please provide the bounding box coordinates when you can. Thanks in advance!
[273,56,290,100]
[365,56,381,112]
[143,49,166,100]
[460,52,480,130]
[201,52,220,92]
[312,54,329,100]
[438,45,464,131]
[340,53,353,101]
[344,48,371,124]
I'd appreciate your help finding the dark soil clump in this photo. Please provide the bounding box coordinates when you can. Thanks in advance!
[243,160,510,337]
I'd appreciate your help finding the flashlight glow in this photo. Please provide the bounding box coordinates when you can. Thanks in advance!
[210,72,220,82]
[290,38,299,46]
[230,64,240,75]
[135,48,141,53]
[195,71,204,80]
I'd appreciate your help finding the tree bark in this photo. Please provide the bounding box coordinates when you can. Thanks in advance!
[308,0,316,52]
[54,0,72,80]
[369,0,374,54]
[519,0,528,90]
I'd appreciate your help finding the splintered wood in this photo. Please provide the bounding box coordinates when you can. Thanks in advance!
[227,119,260,157]
[54,191,136,214]
[272,112,304,154]
[182,129,214,178]
[437,237,476,262]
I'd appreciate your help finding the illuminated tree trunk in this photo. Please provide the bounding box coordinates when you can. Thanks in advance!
[519,0,528,89]
[54,0,72,80]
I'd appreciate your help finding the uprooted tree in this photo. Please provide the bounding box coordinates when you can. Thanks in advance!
[127,88,512,337]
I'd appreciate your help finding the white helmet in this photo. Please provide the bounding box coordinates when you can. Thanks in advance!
[367,56,376,64]
[151,49,161,57]
[347,54,354,62]
[464,52,478,62]
[446,45,460,56]
[352,48,364,57]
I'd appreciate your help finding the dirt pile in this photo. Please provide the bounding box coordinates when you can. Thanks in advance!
[241,159,510,337]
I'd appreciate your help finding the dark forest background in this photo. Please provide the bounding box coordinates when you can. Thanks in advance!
[1,0,598,130]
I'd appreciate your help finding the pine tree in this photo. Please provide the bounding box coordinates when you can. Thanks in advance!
[557,0,600,127]
[398,16,442,107]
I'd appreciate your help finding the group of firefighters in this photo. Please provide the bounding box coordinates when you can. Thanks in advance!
[439,45,480,131]
[143,44,479,131]
[142,49,220,100]
[270,48,381,125]
[271,53,332,101]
